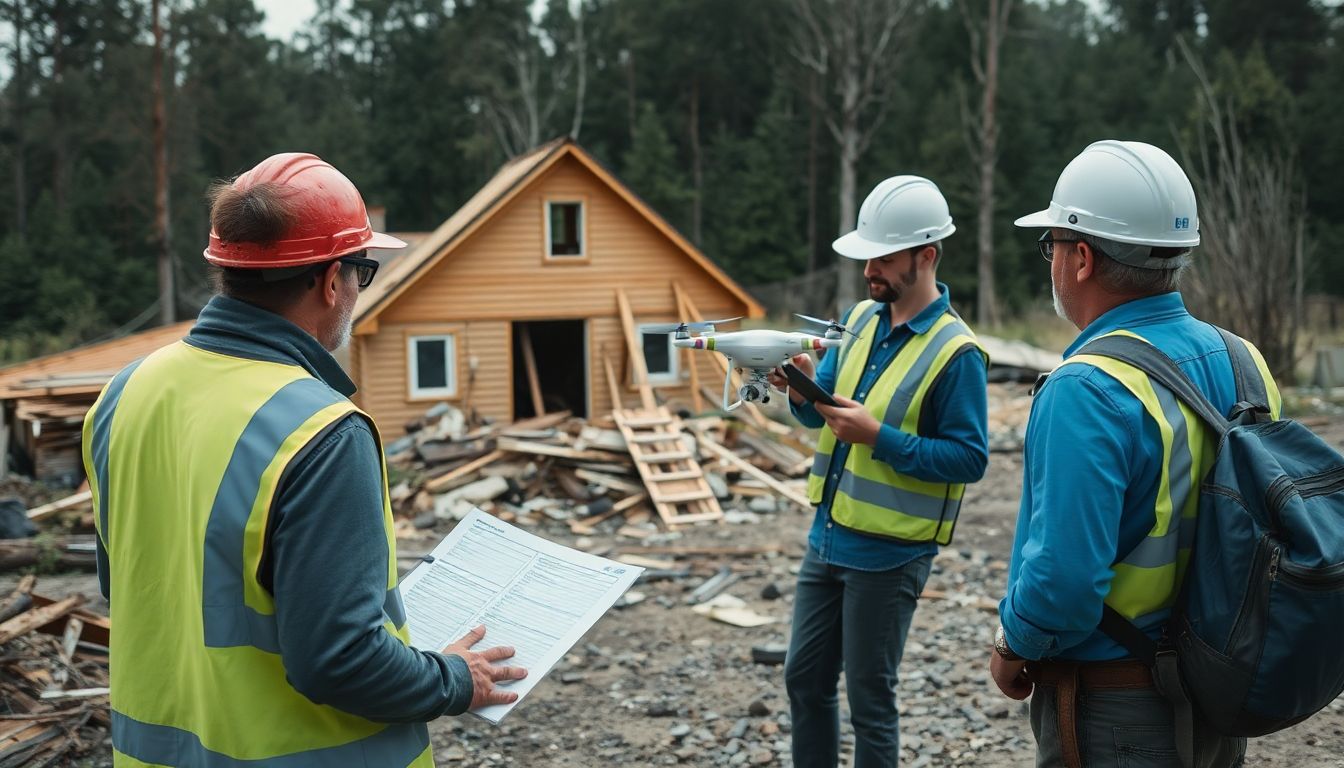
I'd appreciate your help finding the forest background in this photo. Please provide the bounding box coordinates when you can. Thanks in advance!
[0,0,1333,380]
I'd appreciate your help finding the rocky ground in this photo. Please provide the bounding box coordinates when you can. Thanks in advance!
[5,384,1344,766]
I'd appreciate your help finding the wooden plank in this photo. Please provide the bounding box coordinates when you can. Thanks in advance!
[0,595,84,646]
[600,346,624,412]
[504,410,572,433]
[614,287,657,410]
[648,489,714,504]
[573,469,645,495]
[567,492,649,533]
[615,544,784,557]
[619,415,672,428]
[697,435,812,510]
[25,491,92,522]
[495,438,621,462]
[628,432,680,444]
[0,576,35,624]
[672,283,704,414]
[633,450,693,464]
[518,325,546,417]
[646,469,703,482]
[423,449,507,493]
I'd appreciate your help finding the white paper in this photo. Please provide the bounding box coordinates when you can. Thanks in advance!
[399,507,643,723]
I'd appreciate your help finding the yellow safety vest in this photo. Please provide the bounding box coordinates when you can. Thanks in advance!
[1059,329,1281,623]
[807,300,987,545]
[82,341,434,768]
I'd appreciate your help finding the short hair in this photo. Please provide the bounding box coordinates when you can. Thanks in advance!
[205,179,348,310]
[1084,235,1186,295]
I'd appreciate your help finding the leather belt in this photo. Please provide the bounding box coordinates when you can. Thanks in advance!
[1026,660,1154,768]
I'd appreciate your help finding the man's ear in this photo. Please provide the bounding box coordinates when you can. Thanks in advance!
[1074,241,1097,283]
[320,261,343,308]
[916,244,937,269]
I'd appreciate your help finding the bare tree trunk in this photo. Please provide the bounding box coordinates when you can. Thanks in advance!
[689,79,703,246]
[8,1,28,240]
[569,3,586,140]
[152,0,175,324]
[52,0,68,213]
[806,71,819,273]
[975,0,1005,327]
[836,132,860,313]
[625,50,637,144]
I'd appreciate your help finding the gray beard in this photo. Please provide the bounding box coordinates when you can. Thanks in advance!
[1052,281,1068,322]
[328,300,355,352]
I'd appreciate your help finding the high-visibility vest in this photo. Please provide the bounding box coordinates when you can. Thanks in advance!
[1057,329,1281,623]
[82,341,434,768]
[807,300,987,545]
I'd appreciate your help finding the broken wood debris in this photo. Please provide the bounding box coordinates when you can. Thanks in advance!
[379,399,819,540]
[0,582,109,767]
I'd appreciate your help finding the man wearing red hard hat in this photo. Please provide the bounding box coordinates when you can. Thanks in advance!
[82,153,523,766]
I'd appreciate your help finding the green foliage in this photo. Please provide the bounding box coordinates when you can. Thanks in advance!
[0,0,1340,358]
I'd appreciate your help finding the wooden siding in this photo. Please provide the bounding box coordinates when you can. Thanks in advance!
[358,155,752,435]
[355,320,511,435]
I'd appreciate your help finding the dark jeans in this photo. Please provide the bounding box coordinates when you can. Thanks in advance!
[1030,683,1246,768]
[784,548,933,768]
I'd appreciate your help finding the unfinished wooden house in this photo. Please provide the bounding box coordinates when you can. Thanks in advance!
[350,138,765,436]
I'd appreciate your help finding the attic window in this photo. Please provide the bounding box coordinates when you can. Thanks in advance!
[547,201,584,258]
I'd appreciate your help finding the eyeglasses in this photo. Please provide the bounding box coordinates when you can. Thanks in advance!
[338,255,380,289]
[1037,231,1084,262]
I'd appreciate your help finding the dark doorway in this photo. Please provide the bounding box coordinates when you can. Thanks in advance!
[512,320,588,420]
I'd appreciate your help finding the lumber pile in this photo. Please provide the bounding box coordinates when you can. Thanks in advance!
[384,402,815,540]
[0,577,110,767]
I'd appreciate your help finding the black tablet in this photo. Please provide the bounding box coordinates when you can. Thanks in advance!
[783,363,840,407]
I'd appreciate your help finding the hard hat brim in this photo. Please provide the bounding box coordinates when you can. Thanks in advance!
[367,231,407,250]
[832,226,954,261]
[1013,210,1056,229]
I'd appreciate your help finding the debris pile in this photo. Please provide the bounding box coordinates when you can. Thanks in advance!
[0,576,109,767]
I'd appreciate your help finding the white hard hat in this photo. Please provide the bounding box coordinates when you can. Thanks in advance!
[1015,140,1199,262]
[833,175,956,261]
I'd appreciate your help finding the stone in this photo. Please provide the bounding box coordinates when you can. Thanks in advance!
[760,582,783,600]
[748,699,771,717]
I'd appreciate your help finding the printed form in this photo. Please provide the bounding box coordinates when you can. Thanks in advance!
[399,507,643,723]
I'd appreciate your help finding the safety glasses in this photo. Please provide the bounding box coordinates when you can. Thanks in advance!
[337,255,380,289]
[1037,231,1084,263]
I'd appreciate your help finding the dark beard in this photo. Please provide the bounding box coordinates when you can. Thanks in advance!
[867,259,918,303]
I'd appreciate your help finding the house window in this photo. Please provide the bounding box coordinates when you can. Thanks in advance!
[409,334,456,398]
[547,201,584,257]
[638,324,679,386]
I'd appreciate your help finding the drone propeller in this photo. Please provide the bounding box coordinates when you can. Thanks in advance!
[643,317,743,334]
[794,313,857,339]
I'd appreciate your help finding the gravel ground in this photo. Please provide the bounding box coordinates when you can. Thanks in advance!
[6,389,1344,767]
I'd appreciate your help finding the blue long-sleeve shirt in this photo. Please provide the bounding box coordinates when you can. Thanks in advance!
[999,291,1280,661]
[96,295,473,720]
[790,284,990,571]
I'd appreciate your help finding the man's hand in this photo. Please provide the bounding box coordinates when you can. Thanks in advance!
[989,651,1032,700]
[814,394,880,446]
[443,625,528,709]
[768,354,815,405]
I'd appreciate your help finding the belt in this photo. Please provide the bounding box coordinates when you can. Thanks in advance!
[1025,660,1154,768]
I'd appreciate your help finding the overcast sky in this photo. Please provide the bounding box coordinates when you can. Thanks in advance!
[258,0,318,42]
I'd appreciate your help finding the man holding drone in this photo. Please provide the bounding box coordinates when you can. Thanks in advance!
[768,176,990,767]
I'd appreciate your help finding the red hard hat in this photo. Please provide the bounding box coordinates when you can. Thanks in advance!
[203,152,405,269]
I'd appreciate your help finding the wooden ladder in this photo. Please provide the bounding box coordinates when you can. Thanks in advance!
[614,406,723,527]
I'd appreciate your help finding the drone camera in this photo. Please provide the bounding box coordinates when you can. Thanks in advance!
[739,380,772,405]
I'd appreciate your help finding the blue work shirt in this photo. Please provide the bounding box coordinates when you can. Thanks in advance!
[790,283,990,571]
[97,295,474,720]
[1000,291,1255,661]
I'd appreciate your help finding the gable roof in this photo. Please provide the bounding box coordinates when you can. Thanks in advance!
[0,320,192,399]
[353,138,763,333]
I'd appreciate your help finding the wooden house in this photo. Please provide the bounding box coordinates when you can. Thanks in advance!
[350,138,765,436]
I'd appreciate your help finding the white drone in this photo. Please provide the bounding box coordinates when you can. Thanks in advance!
[646,315,853,411]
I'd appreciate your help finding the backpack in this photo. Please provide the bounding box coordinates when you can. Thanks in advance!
[1079,329,1344,746]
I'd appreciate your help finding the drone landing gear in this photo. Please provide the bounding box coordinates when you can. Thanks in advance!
[723,366,773,411]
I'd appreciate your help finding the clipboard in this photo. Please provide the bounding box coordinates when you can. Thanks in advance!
[783,363,839,407]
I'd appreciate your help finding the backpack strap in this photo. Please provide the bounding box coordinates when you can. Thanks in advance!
[1214,326,1272,425]
[1075,334,1231,436]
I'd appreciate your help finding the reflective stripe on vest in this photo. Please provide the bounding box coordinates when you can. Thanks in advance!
[1060,330,1279,623]
[807,301,987,544]
[84,341,432,768]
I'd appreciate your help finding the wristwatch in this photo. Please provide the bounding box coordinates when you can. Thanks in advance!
[994,625,1023,661]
